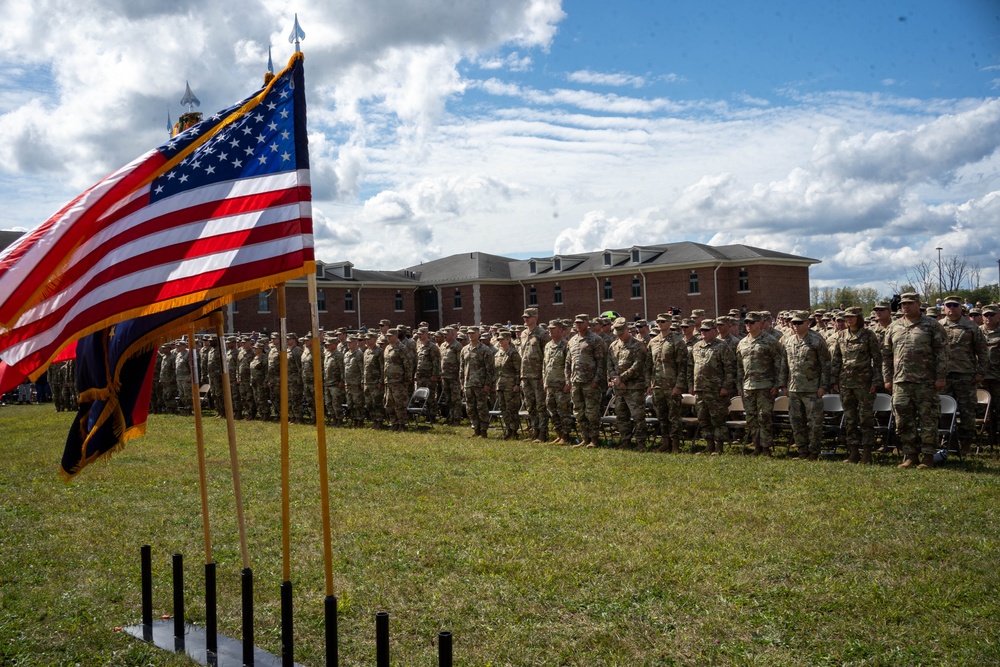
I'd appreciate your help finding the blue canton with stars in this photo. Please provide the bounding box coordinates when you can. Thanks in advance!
[151,66,301,203]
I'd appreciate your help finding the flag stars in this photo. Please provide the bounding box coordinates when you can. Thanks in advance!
[279,109,290,119]
[270,142,280,153]
[281,151,292,162]
[258,155,268,165]
[217,151,228,161]
[254,113,264,123]
[232,158,243,168]
[229,138,241,149]
[205,165,215,175]
[268,121,278,131]
[244,145,255,156]
[154,184,164,194]
[256,133,267,144]
[267,101,277,111]
[178,174,189,183]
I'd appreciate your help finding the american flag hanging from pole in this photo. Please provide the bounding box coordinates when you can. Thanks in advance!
[0,52,314,395]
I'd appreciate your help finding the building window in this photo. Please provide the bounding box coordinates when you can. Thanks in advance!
[603,278,613,300]
[258,292,269,313]
[422,289,438,312]
[529,260,537,275]
[631,277,641,299]
[232,299,239,313]
[689,272,700,295]
[344,291,354,312]
[315,262,324,278]
[554,284,563,304]
[631,249,640,264]
[395,291,404,312]
[343,265,352,280]
[317,289,327,312]
[739,268,750,292]
[529,286,538,306]
[603,251,612,267]
[553,257,562,272]
[454,288,462,309]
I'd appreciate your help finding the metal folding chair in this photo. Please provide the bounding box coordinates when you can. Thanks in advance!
[821,393,845,456]
[872,392,895,456]
[938,394,959,460]
[725,395,748,453]
[975,388,992,453]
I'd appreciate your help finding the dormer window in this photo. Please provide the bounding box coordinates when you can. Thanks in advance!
[603,252,612,267]
[343,265,352,280]
[631,249,640,264]
[315,261,325,278]
[553,257,562,272]
[529,260,537,275]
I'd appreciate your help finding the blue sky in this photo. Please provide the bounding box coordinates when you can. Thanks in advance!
[1,0,999,299]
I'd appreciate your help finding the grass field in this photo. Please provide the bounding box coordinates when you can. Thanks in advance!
[1,404,999,666]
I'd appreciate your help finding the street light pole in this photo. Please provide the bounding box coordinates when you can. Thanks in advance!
[936,247,943,301]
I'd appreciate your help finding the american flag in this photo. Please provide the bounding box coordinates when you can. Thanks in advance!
[0,53,314,394]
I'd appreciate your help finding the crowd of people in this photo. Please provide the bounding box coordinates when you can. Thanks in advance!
[40,292,998,469]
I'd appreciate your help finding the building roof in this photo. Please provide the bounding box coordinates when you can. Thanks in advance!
[0,230,24,253]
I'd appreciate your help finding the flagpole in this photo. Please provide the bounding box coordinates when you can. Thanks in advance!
[308,273,334,597]
[278,284,291,579]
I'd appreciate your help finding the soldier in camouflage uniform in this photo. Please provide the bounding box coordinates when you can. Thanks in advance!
[250,340,270,420]
[941,295,988,454]
[460,326,495,437]
[543,319,573,444]
[344,335,366,426]
[565,314,606,448]
[649,313,687,453]
[224,337,242,418]
[607,317,649,450]
[494,330,522,439]
[286,333,304,423]
[414,327,442,423]
[981,304,1000,447]
[159,342,178,414]
[266,332,281,420]
[49,361,65,412]
[735,312,783,456]
[882,293,949,469]
[830,306,883,463]
[688,319,736,455]
[780,310,832,460]
[175,339,193,413]
[323,335,346,426]
[519,307,550,441]
[439,327,464,425]
[363,333,385,428]
[237,338,254,419]
[382,328,412,431]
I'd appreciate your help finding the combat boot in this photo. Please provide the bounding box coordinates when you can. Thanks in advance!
[703,439,716,455]
[844,446,860,463]
[860,447,872,464]
[806,451,819,461]
[761,446,772,457]
[616,437,632,450]
[897,453,918,468]
[917,453,935,469]
[534,429,546,444]
[655,436,671,453]
[671,436,681,454]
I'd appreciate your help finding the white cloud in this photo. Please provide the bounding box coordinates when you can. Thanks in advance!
[568,70,646,88]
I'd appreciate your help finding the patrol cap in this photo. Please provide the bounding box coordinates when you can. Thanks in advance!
[254,340,266,349]
[744,311,762,323]
[419,321,429,327]
[691,309,706,317]
[699,319,716,331]
[845,306,863,317]
[416,327,429,335]
[612,317,628,333]
[440,326,454,334]
[834,311,846,321]
[925,306,940,317]
[943,295,963,305]
[548,319,564,328]
[497,330,512,340]
[899,292,920,303]
[379,319,391,326]
[285,332,297,339]
[386,328,399,335]
[636,320,649,328]
[680,318,695,328]
[872,301,890,310]
[574,313,590,323]
[561,319,574,328]
[377,335,388,345]
[970,308,982,315]
[655,313,672,322]
[982,304,999,315]
[467,326,481,334]
[365,331,378,339]
[522,307,538,317]
[761,311,773,320]
[790,310,810,323]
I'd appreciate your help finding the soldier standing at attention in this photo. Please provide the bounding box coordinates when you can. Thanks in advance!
[543,319,573,445]
[286,333,304,423]
[735,312,783,456]
[831,306,883,463]
[382,328,411,432]
[237,337,254,419]
[607,317,648,450]
[981,304,1000,448]
[688,319,735,455]
[941,295,988,454]
[250,340,270,420]
[649,314,687,453]
[323,335,346,426]
[882,293,949,469]
[414,327,442,423]
[159,343,177,414]
[494,330,522,440]
[175,338,193,414]
[363,333,385,429]
[780,310,832,460]
[460,327,495,438]
[343,335,366,427]
[301,335,316,423]
[565,314,606,448]
[439,327,464,425]
[519,307,550,442]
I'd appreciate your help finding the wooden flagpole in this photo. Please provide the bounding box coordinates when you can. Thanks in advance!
[212,312,250,570]
[308,273,335,598]
[188,324,213,565]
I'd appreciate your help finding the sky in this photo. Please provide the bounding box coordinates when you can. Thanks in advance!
[1,0,999,296]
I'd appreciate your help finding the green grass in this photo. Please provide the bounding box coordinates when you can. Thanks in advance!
[2,404,999,666]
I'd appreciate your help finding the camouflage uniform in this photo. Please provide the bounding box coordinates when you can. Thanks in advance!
[648,323,687,451]
[266,338,281,419]
[159,346,178,414]
[565,317,606,446]
[981,308,1000,446]
[301,340,316,423]
[735,323,783,453]
[382,334,412,431]
[343,341,366,425]
[688,323,736,453]
[363,339,385,427]
[941,305,987,449]
[414,335,442,422]
[519,316,550,439]
[250,344,270,419]
[781,321,832,457]
[237,343,254,419]
[175,345,193,413]
[830,317,883,460]
[882,300,949,463]
[439,335,464,424]
[323,341,346,425]
[207,342,223,414]
[287,337,304,423]
[543,325,573,443]
[494,335,522,438]
[607,324,649,448]
[460,333,496,436]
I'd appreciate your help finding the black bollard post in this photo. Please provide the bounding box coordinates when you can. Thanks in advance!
[205,562,217,663]
[281,581,293,667]
[325,595,338,667]
[140,545,153,642]
[242,568,254,666]
[438,631,452,667]
[172,553,184,652]
[376,611,389,667]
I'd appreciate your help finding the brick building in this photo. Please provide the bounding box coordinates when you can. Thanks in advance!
[228,242,819,334]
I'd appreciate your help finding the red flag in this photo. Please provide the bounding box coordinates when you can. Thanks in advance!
[0,53,313,394]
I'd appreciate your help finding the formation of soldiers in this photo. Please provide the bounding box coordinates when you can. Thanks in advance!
[39,292,999,470]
